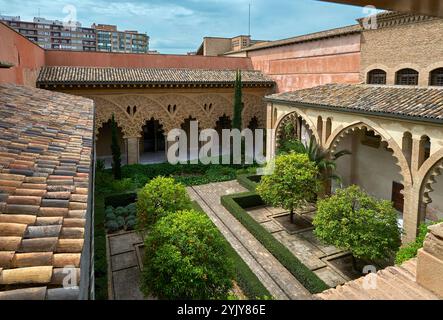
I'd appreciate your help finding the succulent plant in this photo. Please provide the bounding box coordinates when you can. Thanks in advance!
[105,220,119,233]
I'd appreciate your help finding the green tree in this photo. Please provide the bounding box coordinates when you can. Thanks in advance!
[136,176,192,230]
[257,153,320,223]
[110,114,122,180]
[313,185,401,269]
[141,209,234,300]
[279,139,351,194]
[232,70,243,130]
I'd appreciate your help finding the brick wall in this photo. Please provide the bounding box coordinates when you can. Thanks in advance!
[360,18,443,86]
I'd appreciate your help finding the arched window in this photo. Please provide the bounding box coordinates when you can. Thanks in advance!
[367,69,387,84]
[430,68,443,86]
[396,68,419,85]
[325,118,332,142]
[317,116,323,142]
[419,135,431,168]
[402,132,412,168]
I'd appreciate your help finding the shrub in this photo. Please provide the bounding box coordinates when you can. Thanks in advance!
[136,177,192,230]
[395,220,442,265]
[221,192,329,294]
[257,153,319,223]
[314,185,401,263]
[105,220,119,233]
[141,210,234,300]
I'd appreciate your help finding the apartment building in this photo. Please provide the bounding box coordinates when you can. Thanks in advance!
[93,24,149,54]
[0,15,96,51]
[0,16,149,53]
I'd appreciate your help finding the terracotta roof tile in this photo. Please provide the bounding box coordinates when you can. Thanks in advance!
[37,66,275,86]
[266,84,443,123]
[0,84,93,299]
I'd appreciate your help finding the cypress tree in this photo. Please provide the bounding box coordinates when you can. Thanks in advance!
[110,114,122,180]
[232,70,243,130]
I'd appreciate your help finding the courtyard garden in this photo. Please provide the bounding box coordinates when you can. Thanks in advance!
[92,83,435,300]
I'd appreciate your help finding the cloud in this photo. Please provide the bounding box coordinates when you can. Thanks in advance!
[0,0,367,54]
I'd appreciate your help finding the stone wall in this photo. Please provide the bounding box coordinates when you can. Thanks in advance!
[417,223,443,297]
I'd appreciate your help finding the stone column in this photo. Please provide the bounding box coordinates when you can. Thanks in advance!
[266,103,275,163]
[411,137,423,173]
[126,137,140,165]
[417,223,443,298]
[402,183,423,244]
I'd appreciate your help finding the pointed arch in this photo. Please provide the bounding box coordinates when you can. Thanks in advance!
[326,120,412,186]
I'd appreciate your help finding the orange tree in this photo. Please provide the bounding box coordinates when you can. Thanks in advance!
[257,153,320,223]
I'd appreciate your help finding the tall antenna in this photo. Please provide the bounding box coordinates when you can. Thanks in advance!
[248,3,251,36]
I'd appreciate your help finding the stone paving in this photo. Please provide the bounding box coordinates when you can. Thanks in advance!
[244,206,350,287]
[107,231,147,300]
[188,181,311,300]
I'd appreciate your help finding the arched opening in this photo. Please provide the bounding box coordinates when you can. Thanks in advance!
[419,135,431,168]
[402,132,413,168]
[430,68,443,86]
[140,118,166,163]
[422,159,443,223]
[180,116,200,161]
[215,114,232,136]
[332,126,405,226]
[325,118,332,142]
[367,69,387,85]
[275,112,315,153]
[395,68,419,86]
[96,120,127,167]
[317,116,323,143]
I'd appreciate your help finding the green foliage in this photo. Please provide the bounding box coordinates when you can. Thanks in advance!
[237,174,261,192]
[96,159,106,172]
[110,114,122,180]
[221,192,329,294]
[395,220,443,265]
[191,200,271,299]
[103,203,138,233]
[93,194,108,300]
[313,185,401,261]
[136,177,192,230]
[232,70,243,130]
[141,209,234,300]
[278,139,351,187]
[257,153,319,221]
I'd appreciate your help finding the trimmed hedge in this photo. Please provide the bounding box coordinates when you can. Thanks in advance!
[191,201,271,299]
[221,192,329,294]
[104,191,137,208]
[237,174,261,192]
[94,194,108,300]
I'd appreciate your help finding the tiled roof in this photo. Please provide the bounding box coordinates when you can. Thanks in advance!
[0,83,94,300]
[266,84,443,123]
[37,66,275,87]
[225,25,361,54]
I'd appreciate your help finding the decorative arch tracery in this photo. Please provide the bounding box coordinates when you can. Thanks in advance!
[326,121,412,186]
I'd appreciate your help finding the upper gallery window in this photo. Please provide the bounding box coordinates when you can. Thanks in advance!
[367,69,387,85]
[396,68,419,86]
[430,68,443,86]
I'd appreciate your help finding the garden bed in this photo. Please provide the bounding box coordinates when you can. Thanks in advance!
[221,191,329,294]
[191,201,271,299]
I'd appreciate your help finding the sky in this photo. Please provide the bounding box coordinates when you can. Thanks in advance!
[0,0,373,54]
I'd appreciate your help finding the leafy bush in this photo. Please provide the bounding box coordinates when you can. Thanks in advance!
[314,185,401,262]
[395,220,442,265]
[191,200,271,299]
[221,192,329,294]
[136,177,192,230]
[141,209,234,300]
[104,204,138,233]
[257,153,319,223]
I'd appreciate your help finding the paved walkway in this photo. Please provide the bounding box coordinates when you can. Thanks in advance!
[107,231,147,300]
[245,206,349,287]
[188,181,311,300]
